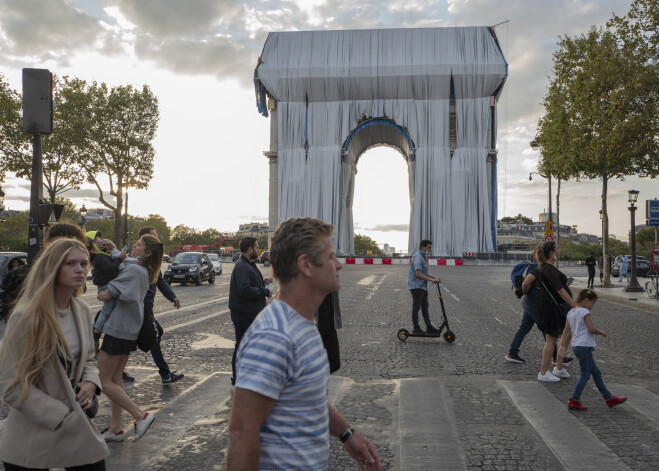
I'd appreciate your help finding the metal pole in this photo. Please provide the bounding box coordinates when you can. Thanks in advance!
[123,187,128,248]
[27,133,43,263]
[548,175,552,224]
[625,203,644,292]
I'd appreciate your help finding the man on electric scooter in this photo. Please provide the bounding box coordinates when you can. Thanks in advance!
[408,239,441,335]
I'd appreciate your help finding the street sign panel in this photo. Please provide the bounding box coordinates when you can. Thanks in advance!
[647,219,659,226]
[544,228,553,236]
[647,200,659,219]
[544,220,553,228]
[544,235,554,242]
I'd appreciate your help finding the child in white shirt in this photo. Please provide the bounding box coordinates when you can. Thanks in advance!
[563,289,627,410]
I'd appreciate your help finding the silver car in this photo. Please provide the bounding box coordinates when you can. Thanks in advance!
[208,253,223,275]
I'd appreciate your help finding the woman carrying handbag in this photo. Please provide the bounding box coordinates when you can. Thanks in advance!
[0,238,109,470]
[536,241,577,383]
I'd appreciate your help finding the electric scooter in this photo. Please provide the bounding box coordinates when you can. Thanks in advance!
[396,282,456,343]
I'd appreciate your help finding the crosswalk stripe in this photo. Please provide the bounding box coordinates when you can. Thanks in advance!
[400,378,467,471]
[328,376,347,405]
[500,381,632,471]
[614,385,659,428]
[105,372,231,470]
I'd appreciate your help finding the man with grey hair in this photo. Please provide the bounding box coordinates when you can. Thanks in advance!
[226,217,381,471]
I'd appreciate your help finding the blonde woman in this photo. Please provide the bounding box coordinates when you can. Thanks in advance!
[0,238,109,470]
[96,235,163,442]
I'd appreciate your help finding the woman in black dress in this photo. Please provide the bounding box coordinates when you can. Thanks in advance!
[536,241,577,382]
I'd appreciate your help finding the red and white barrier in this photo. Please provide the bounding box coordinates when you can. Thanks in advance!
[340,258,463,266]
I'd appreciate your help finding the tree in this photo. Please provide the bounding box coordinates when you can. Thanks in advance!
[636,227,658,255]
[354,234,383,255]
[141,214,171,243]
[79,83,159,244]
[500,214,534,225]
[0,74,29,184]
[538,25,659,286]
[2,76,89,202]
[0,211,29,251]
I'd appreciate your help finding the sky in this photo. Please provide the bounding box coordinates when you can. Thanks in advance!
[0,0,655,251]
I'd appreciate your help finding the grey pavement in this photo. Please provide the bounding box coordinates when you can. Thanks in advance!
[1,263,658,470]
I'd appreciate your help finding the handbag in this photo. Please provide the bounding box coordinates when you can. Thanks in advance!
[540,280,572,317]
[137,309,162,352]
[57,347,98,419]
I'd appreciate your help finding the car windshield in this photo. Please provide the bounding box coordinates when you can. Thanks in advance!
[208,254,219,261]
[173,254,200,264]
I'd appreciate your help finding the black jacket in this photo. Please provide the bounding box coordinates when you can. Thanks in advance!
[229,255,268,321]
[144,273,176,308]
[90,252,122,286]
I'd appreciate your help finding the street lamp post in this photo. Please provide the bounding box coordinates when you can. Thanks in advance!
[625,190,644,292]
[80,204,87,227]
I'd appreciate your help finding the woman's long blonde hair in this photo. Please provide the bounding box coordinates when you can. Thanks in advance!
[0,238,88,405]
[139,234,163,284]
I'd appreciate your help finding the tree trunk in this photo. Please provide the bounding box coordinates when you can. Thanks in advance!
[113,178,123,245]
[556,178,561,244]
[123,187,128,248]
[602,176,611,286]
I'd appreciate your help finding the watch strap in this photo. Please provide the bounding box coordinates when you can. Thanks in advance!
[339,426,355,443]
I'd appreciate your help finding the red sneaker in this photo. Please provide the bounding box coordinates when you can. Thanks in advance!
[568,398,587,410]
[606,396,627,408]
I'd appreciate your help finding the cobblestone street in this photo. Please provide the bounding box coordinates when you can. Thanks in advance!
[1,263,657,470]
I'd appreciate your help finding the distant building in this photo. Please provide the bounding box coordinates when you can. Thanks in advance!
[382,243,396,256]
[497,219,598,247]
[236,222,269,238]
[84,208,114,221]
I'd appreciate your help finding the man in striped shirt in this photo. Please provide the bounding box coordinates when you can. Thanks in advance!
[227,218,381,471]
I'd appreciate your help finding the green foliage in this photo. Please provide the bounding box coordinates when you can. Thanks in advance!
[257,233,269,250]
[141,214,171,243]
[0,211,29,251]
[0,74,28,184]
[636,227,658,255]
[169,224,233,252]
[354,233,384,256]
[500,214,534,225]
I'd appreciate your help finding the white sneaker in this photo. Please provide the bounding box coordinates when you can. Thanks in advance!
[552,367,570,378]
[101,427,125,442]
[133,413,155,441]
[538,371,560,382]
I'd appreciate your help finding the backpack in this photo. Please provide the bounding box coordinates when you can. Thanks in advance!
[511,261,537,296]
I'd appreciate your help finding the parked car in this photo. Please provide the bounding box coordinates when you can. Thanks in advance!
[259,251,270,266]
[164,252,215,285]
[611,259,652,278]
[163,254,170,263]
[208,253,223,275]
[0,252,28,287]
[232,252,241,263]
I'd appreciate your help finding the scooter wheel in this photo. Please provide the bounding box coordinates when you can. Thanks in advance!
[397,329,409,342]
[443,330,456,343]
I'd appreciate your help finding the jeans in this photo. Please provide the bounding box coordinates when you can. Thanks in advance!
[94,284,115,332]
[410,289,431,329]
[231,316,257,385]
[587,270,595,287]
[572,346,611,401]
[143,305,170,378]
[509,298,557,358]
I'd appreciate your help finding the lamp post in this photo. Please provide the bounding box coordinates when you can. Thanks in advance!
[80,204,87,227]
[624,190,644,292]
[529,171,552,225]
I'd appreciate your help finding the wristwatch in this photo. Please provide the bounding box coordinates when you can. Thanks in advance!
[339,427,355,443]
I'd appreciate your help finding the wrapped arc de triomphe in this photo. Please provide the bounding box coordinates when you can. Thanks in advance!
[253,27,508,256]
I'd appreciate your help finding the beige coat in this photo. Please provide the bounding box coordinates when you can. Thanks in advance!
[0,297,109,468]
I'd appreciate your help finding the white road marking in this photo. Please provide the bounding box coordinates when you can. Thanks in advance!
[166,308,230,331]
[156,297,227,318]
[494,317,505,325]
[450,294,460,302]
[358,275,377,285]
[442,286,451,293]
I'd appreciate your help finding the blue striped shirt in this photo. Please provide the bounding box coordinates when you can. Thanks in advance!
[236,300,330,470]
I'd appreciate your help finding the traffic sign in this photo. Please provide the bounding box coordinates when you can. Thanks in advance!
[647,219,659,226]
[544,235,554,242]
[646,200,659,219]
[544,228,553,236]
[544,220,553,228]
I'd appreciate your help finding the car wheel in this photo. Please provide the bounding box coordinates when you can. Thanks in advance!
[263,260,269,266]
[209,272,215,284]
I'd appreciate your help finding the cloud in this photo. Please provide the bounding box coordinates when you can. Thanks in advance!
[0,0,121,63]
[363,224,409,232]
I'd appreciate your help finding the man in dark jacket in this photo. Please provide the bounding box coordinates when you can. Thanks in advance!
[229,236,273,385]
